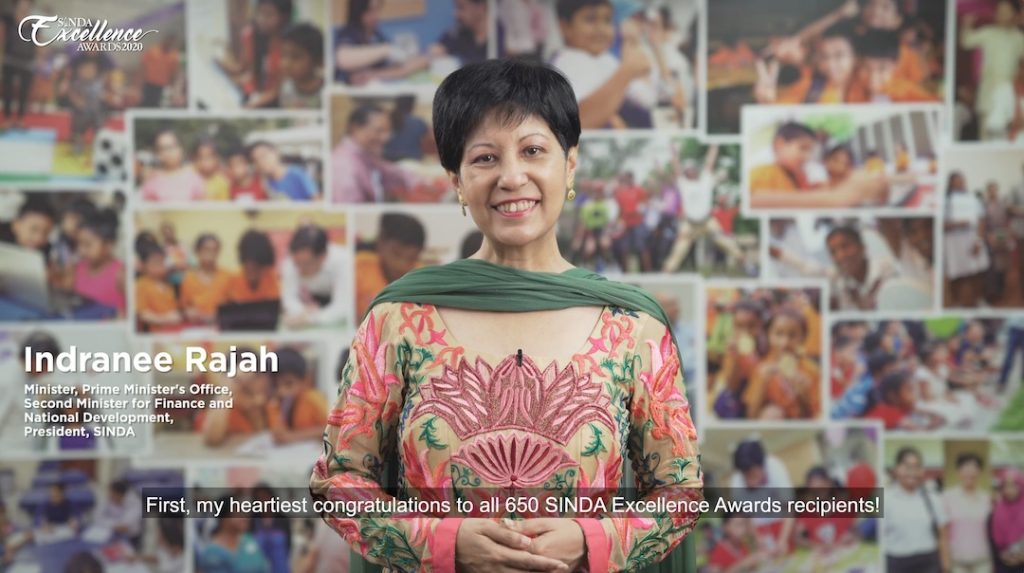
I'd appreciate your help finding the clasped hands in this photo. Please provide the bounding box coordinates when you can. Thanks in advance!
[454,517,587,573]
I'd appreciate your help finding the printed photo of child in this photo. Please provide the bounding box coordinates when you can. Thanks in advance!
[190,0,327,110]
[707,0,946,135]
[0,0,186,182]
[706,286,824,421]
[133,116,323,203]
[497,0,700,130]
[767,216,936,312]
[743,105,940,211]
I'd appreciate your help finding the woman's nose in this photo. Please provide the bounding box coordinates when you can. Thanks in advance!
[497,156,529,190]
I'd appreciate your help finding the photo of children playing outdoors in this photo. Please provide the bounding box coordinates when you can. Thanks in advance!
[697,426,881,573]
[331,0,489,89]
[560,134,760,276]
[744,105,940,211]
[133,210,349,332]
[706,286,824,421]
[190,0,327,110]
[942,149,1024,309]
[881,436,1024,573]
[707,0,946,135]
[133,116,323,203]
[767,216,936,312]
[0,458,184,573]
[952,0,1024,142]
[329,91,449,203]
[0,189,126,322]
[496,0,700,130]
[830,317,1024,432]
[0,0,186,181]
[152,340,329,461]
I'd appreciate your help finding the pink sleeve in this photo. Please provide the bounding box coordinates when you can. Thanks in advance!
[575,518,610,573]
[431,518,465,573]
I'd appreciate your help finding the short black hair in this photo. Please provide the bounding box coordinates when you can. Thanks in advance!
[867,350,897,377]
[733,440,766,472]
[289,224,328,255]
[193,233,220,252]
[17,196,56,222]
[878,368,910,402]
[21,330,61,359]
[80,208,119,243]
[63,197,98,222]
[274,346,307,379]
[856,29,900,61]
[347,104,387,132]
[895,446,921,465]
[257,0,293,18]
[237,229,276,267]
[805,465,831,485]
[136,239,165,262]
[378,213,426,249]
[433,58,581,173]
[556,0,612,21]
[826,225,863,247]
[110,480,129,495]
[825,143,854,161]
[956,452,984,470]
[774,121,816,143]
[821,21,855,43]
[282,22,324,66]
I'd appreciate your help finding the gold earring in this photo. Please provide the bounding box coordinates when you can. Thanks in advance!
[567,188,576,201]
[458,195,467,216]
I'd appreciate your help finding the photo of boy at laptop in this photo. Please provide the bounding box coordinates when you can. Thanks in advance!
[0,192,126,322]
[133,211,350,333]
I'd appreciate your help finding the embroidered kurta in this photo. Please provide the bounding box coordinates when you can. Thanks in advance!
[310,301,703,572]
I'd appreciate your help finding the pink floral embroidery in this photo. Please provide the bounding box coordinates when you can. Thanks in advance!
[402,437,452,505]
[412,354,615,444]
[451,433,577,488]
[329,310,403,449]
[398,303,450,346]
[635,328,698,457]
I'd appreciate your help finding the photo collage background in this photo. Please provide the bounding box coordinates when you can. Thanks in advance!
[0,0,1023,572]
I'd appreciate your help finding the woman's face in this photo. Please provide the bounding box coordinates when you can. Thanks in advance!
[453,113,577,253]
[958,461,980,489]
[895,452,923,490]
[1003,477,1021,502]
[155,132,184,170]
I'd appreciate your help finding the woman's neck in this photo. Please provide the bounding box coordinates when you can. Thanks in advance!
[472,237,572,273]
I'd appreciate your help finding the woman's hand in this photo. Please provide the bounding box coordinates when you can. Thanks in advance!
[455,518,570,573]
[508,519,587,571]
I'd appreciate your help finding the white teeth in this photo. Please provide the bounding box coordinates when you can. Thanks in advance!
[497,200,536,213]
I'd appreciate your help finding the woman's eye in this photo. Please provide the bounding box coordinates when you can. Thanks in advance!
[524,146,542,156]
[474,154,496,164]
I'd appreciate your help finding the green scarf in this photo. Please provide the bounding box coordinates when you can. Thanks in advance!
[352,257,699,573]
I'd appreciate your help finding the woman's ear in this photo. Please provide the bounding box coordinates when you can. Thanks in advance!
[566,146,579,189]
[448,171,460,195]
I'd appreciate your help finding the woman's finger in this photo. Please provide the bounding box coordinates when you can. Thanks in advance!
[494,545,568,572]
[479,520,533,549]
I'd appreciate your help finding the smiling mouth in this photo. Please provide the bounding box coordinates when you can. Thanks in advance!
[493,199,540,215]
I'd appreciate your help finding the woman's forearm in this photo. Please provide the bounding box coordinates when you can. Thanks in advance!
[336,44,393,71]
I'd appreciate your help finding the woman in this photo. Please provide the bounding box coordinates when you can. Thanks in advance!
[883,447,950,573]
[141,130,205,203]
[991,468,1024,573]
[309,59,702,573]
[196,497,270,573]
[942,453,992,573]
[943,171,990,307]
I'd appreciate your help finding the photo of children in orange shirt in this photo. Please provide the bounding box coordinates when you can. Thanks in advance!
[744,106,940,211]
[707,286,824,421]
[708,0,946,135]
